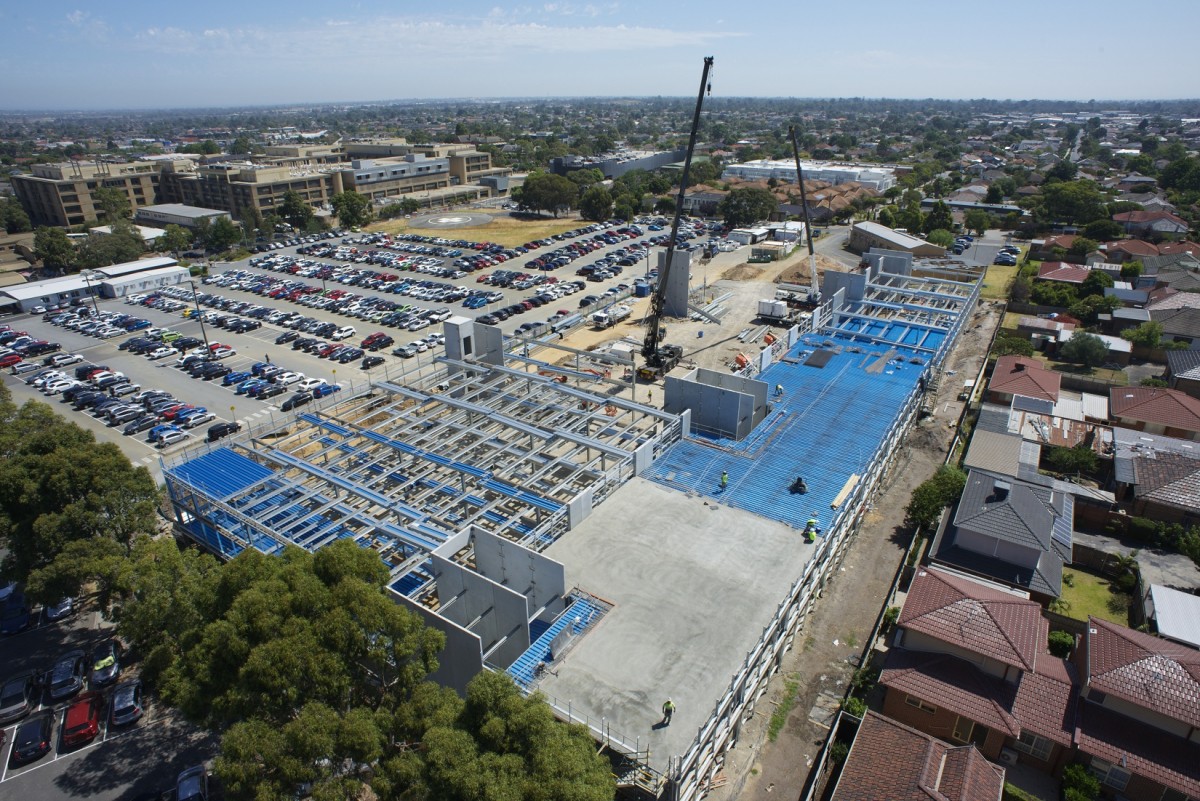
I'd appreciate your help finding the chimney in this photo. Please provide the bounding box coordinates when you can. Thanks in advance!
[1014,362,1026,372]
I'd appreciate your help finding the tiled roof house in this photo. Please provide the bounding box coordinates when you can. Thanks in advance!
[831,711,1005,801]
[1110,386,1200,441]
[988,356,1061,409]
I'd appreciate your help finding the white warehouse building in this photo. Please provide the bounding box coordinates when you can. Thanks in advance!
[722,159,897,191]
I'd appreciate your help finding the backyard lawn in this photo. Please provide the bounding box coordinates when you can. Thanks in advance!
[981,263,1019,301]
[1058,569,1132,626]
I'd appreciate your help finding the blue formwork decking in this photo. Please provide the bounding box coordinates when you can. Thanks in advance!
[167,447,275,500]
[643,332,931,531]
[507,592,609,690]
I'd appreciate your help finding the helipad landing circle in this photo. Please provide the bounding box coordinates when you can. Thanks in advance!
[412,212,493,228]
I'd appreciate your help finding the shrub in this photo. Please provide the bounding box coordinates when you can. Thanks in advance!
[829,742,849,766]
[1062,764,1100,800]
[882,606,900,631]
[1048,630,1075,657]
[904,466,967,530]
[851,666,880,694]
[841,697,866,718]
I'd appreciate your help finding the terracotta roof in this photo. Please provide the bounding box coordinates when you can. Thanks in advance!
[1013,659,1078,746]
[1036,261,1091,284]
[901,567,1046,671]
[881,650,1021,736]
[991,356,1061,403]
[1040,235,1078,250]
[1085,617,1200,728]
[1075,701,1200,798]
[1109,387,1200,434]
[1114,210,1189,227]
[833,711,1005,801]
[1106,239,1159,257]
[1157,240,1200,257]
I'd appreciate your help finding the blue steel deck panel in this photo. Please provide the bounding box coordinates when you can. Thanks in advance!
[644,332,926,531]
[168,448,275,499]
[299,413,351,437]
[507,593,608,690]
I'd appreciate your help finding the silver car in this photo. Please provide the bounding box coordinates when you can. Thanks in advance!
[0,673,38,724]
[109,680,143,726]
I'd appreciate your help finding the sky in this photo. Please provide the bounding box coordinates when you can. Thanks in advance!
[3,0,1199,111]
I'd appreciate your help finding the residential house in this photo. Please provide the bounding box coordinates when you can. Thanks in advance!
[1156,240,1200,258]
[1110,426,1200,525]
[831,710,1005,801]
[1166,350,1200,399]
[1113,210,1190,239]
[1150,306,1200,349]
[1036,261,1091,285]
[1110,386,1200,440]
[1032,236,1078,260]
[988,356,1061,408]
[1104,239,1159,263]
[929,470,1074,601]
[880,567,1077,772]
[1072,618,1200,800]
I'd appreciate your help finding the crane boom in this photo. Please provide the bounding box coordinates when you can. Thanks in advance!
[787,125,821,302]
[640,56,714,375]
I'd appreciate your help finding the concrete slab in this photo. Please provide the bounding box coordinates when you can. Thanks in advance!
[539,477,818,770]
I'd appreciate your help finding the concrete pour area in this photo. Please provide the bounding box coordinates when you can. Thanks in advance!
[537,477,818,770]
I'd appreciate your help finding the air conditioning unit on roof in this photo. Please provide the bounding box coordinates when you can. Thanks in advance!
[999,748,1019,767]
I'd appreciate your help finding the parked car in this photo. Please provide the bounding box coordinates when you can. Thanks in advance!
[89,640,121,687]
[176,766,209,801]
[45,597,74,621]
[361,355,385,370]
[157,429,190,448]
[9,711,54,765]
[62,691,105,747]
[46,649,87,701]
[280,392,313,412]
[183,411,216,429]
[1,593,32,635]
[109,679,144,726]
[206,421,242,442]
[312,383,342,399]
[0,673,39,724]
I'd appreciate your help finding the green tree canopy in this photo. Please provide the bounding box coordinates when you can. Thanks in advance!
[579,185,613,222]
[1046,443,1100,476]
[926,228,955,247]
[1040,180,1107,225]
[93,186,131,221]
[1078,267,1113,297]
[204,216,243,252]
[904,466,967,530]
[1060,331,1109,367]
[1068,237,1100,261]
[1121,320,1164,348]
[516,173,578,218]
[922,200,954,234]
[159,224,193,255]
[963,209,991,236]
[77,228,145,269]
[718,187,777,228]
[279,190,315,230]
[32,226,78,271]
[567,168,604,190]
[1082,219,1124,241]
[330,192,373,229]
[1,197,32,233]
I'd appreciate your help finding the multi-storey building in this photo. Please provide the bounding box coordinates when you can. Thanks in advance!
[11,159,166,227]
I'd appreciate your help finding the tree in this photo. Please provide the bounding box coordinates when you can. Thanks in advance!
[159,224,192,255]
[922,200,954,235]
[0,197,32,233]
[904,466,967,530]
[1045,159,1078,181]
[1078,267,1112,297]
[566,168,604,191]
[926,229,955,248]
[963,209,992,236]
[1120,260,1143,280]
[579,186,613,222]
[612,199,636,221]
[1040,180,1107,225]
[718,187,777,228]
[401,197,421,215]
[983,185,1004,204]
[1047,630,1075,658]
[229,136,254,155]
[893,201,925,234]
[1046,443,1099,476]
[1060,332,1109,367]
[993,335,1035,357]
[330,192,373,229]
[93,186,131,221]
[32,226,78,271]
[77,228,145,268]
[205,216,242,252]
[279,190,315,230]
[516,173,578,217]
[1121,320,1164,348]
[1082,219,1124,241]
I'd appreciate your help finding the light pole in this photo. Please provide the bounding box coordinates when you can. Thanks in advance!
[187,279,211,352]
[81,270,101,316]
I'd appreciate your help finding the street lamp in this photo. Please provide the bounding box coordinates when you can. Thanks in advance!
[187,279,211,352]
[80,270,102,316]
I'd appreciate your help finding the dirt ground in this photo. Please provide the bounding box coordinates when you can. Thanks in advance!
[552,241,1003,801]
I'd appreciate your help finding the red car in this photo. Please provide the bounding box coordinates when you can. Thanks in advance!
[62,691,104,746]
[0,354,24,368]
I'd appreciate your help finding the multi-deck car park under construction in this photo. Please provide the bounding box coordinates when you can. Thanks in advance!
[164,252,981,800]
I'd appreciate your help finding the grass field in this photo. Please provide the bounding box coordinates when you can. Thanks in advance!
[981,263,1019,301]
[1059,569,1132,626]
[367,214,584,247]
[1026,352,1128,385]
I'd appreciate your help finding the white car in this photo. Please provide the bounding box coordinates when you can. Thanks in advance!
[209,347,236,360]
[182,411,215,428]
[156,429,189,448]
[413,340,429,353]
[296,377,327,392]
[49,353,84,367]
[12,362,40,375]
[148,346,179,360]
[43,379,79,395]
[275,372,303,386]
[330,326,356,341]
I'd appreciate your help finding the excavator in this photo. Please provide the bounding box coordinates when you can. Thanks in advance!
[638,56,713,382]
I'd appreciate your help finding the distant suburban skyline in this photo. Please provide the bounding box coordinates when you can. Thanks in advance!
[4,0,1199,111]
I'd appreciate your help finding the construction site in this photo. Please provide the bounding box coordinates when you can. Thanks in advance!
[162,231,983,799]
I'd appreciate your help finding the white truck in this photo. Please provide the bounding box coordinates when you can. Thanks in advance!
[591,304,631,329]
[758,298,792,323]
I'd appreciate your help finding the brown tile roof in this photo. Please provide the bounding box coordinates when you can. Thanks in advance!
[1085,617,1200,728]
[1075,701,1200,797]
[1157,240,1200,257]
[1036,261,1092,284]
[990,356,1062,404]
[833,711,1005,801]
[1114,210,1189,227]
[1013,658,1078,747]
[1041,235,1078,251]
[901,567,1047,671]
[1106,239,1159,257]
[1109,387,1200,434]
[881,650,1021,736]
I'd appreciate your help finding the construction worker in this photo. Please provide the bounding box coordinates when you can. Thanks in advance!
[662,698,676,725]
[804,516,819,543]
[720,471,729,490]
[775,384,785,397]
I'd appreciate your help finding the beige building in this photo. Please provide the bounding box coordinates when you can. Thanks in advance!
[11,160,166,227]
